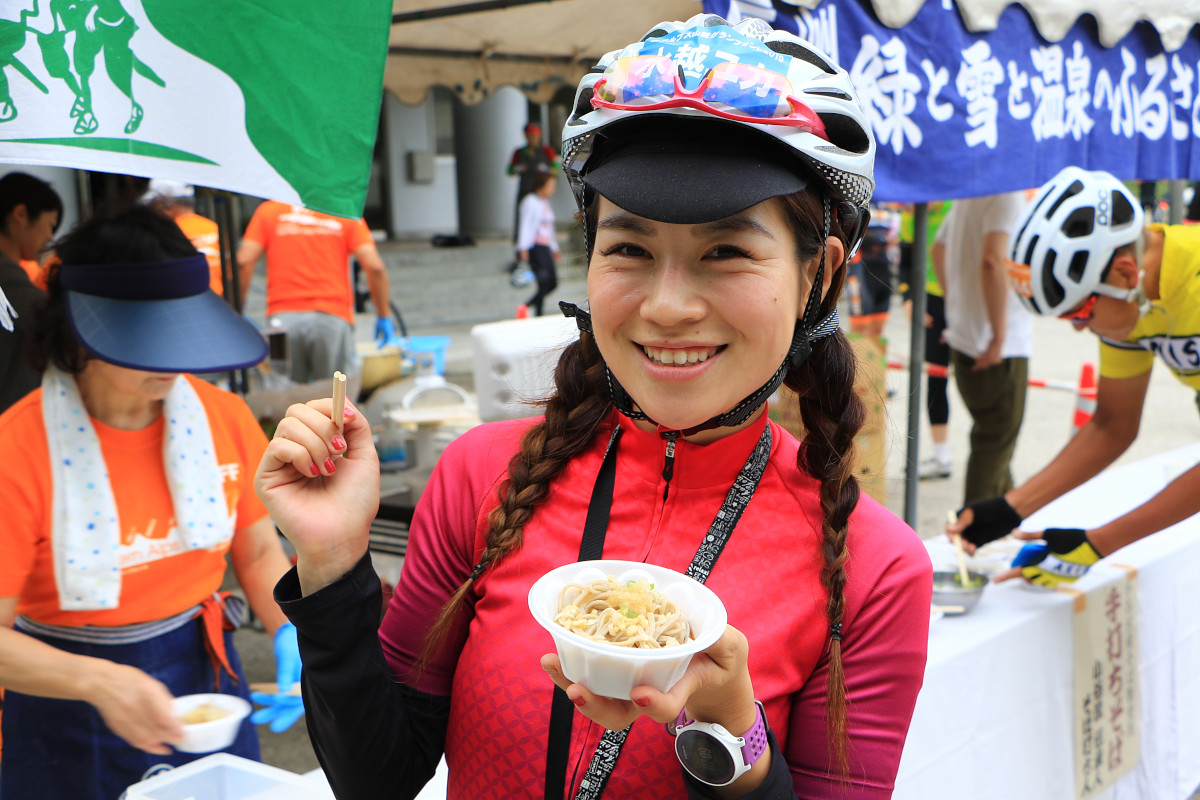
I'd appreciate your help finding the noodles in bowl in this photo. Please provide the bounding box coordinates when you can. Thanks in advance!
[555,575,691,649]
[528,561,727,699]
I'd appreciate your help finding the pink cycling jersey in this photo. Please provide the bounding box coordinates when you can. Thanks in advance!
[380,410,931,799]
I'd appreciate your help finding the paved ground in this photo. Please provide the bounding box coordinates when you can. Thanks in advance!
[231,289,1200,791]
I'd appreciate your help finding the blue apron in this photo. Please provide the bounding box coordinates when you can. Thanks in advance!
[1,605,260,800]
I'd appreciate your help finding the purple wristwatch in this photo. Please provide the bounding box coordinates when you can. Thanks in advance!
[668,700,769,786]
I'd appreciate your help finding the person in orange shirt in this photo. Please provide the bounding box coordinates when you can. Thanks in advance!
[143,179,224,295]
[0,205,295,799]
[236,201,393,384]
[0,171,62,414]
[18,258,48,290]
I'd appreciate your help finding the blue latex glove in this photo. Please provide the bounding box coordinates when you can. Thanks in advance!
[375,316,396,348]
[250,622,305,733]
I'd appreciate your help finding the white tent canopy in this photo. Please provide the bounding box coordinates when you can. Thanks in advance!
[389,0,697,105]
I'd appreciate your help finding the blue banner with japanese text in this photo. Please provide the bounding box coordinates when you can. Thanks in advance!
[703,0,1200,201]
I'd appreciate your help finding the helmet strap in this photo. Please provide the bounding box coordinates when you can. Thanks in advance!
[558,299,840,437]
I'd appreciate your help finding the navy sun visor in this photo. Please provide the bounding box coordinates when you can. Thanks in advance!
[61,255,267,373]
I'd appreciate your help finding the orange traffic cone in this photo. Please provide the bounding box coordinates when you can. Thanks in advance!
[516,304,529,319]
[1072,362,1097,433]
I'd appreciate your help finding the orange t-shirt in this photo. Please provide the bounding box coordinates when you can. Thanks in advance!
[241,201,372,325]
[19,259,47,290]
[175,211,223,296]
[0,376,270,626]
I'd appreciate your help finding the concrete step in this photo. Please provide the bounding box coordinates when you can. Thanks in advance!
[243,235,589,331]
[394,277,589,329]
[378,235,588,328]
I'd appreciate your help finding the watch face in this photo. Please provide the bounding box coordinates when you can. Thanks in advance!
[675,729,736,785]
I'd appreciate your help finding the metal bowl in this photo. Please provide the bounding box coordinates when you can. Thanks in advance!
[931,569,988,615]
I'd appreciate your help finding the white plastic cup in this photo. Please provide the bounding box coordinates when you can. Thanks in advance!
[528,560,728,700]
[171,693,252,753]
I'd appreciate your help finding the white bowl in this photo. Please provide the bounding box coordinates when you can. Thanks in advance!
[528,560,728,700]
[172,693,252,753]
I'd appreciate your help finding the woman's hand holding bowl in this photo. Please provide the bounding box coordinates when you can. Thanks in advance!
[540,624,757,735]
[88,661,183,755]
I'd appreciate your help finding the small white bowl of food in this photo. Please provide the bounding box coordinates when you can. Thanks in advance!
[528,560,728,700]
[171,693,252,753]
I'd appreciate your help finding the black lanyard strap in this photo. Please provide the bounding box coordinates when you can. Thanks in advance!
[545,423,773,800]
[546,426,622,800]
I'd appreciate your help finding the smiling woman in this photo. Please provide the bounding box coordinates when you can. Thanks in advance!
[258,12,933,800]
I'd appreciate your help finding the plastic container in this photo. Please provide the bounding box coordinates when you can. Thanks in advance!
[171,693,252,754]
[124,752,332,799]
[528,560,727,700]
[376,416,412,471]
[401,335,451,377]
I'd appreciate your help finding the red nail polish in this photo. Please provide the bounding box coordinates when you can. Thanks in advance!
[343,405,356,419]
[633,697,651,708]
[324,457,337,473]
[309,464,320,477]
[572,696,586,708]
[331,435,346,451]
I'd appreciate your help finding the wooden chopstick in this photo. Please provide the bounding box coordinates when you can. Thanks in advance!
[931,604,967,615]
[249,681,302,697]
[948,510,972,587]
[332,371,347,436]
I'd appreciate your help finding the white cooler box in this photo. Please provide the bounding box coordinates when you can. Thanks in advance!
[471,315,578,422]
[124,753,333,800]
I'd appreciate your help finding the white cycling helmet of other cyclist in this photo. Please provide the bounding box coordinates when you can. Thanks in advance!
[1007,166,1144,317]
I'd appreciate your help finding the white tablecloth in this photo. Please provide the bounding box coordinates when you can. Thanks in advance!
[895,443,1200,800]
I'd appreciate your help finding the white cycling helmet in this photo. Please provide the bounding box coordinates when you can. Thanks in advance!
[561,13,875,252]
[1008,166,1144,317]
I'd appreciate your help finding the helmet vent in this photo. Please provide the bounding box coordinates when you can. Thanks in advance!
[1062,206,1095,238]
[1045,179,1084,220]
[1041,252,1065,308]
[820,113,871,155]
[764,40,836,74]
[807,87,855,102]
[1111,191,1136,227]
[568,87,595,125]
[1022,233,1040,267]
[1067,251,1090,282]
[1013,185,1054,250]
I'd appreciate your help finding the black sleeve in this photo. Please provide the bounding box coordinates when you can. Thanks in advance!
[276,553,450,800]
[683,731,798,800]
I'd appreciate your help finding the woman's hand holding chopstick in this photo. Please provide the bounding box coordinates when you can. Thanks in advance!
[255,396,381,595]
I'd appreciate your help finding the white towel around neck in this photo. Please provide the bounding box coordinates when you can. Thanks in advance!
[42,366,233,611]
[0,285,16,332]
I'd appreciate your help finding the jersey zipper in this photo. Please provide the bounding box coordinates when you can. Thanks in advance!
[661,431,679,501]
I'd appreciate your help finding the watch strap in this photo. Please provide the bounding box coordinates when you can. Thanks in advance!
[673,700,769,768]
[741,701,769,767]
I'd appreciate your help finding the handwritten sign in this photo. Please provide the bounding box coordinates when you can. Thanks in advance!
[1072,569,1139,798]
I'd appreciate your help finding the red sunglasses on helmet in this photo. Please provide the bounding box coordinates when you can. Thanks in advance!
[592,55,828,137]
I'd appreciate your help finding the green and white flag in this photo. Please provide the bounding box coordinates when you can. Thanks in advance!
[0,0,391,218]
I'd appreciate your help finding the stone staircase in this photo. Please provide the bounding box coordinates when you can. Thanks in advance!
[241,232,589,332]
[378,235,589,330]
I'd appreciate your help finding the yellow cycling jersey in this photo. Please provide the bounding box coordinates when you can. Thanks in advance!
[1100,224,1200,391]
